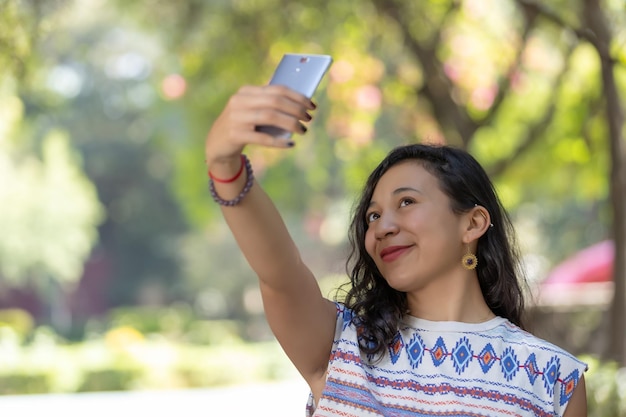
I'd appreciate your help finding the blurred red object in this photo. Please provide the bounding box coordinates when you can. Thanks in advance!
[537,240,614,307]
[543,240,614,285]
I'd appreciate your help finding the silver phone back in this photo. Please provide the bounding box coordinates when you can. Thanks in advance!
[257,54,332,138]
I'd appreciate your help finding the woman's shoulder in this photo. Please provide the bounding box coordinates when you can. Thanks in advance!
[494,319,576,350]
[487,318,588,371]
[333,301,355,331]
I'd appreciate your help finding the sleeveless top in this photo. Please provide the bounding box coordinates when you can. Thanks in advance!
[306,303,587,417]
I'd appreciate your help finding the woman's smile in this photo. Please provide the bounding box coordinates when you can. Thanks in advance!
[380,245,414,262]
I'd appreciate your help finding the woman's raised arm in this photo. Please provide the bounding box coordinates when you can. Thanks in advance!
[204,85,337,391]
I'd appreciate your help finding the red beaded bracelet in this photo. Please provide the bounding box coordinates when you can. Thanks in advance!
[209,155,254,206]
[208,155,245,183]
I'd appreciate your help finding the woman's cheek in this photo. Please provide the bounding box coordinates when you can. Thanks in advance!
[364,230,376,258]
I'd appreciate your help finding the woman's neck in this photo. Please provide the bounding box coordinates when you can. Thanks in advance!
[405,271,494,323]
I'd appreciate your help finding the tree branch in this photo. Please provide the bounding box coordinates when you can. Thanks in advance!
[373,0,550,149]
[486,44,576,178]
[515,0,614,63]
[479,3,538,127]
[372,0,476,147]
[583,0,626,366]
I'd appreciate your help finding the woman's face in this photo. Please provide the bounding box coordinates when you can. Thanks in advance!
[364,161,467,292]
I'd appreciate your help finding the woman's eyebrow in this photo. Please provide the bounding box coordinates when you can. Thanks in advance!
[392,186,423,195]
[368,187,423,208]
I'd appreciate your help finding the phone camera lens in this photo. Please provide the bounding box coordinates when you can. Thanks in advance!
[299,57,310,63]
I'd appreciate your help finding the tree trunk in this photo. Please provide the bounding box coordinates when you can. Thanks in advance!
[584,0,626,366]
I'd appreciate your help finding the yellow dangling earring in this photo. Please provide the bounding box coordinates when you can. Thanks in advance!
[462,244,478,270]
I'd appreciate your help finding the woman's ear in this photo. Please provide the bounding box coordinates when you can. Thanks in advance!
[463,205,493,242]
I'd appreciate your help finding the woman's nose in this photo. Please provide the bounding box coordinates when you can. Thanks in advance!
[374,213,399,239]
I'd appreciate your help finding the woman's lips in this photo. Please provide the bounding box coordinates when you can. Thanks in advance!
[380,245,413,262]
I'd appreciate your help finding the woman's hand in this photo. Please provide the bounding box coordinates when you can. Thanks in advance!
[205,85,316,171]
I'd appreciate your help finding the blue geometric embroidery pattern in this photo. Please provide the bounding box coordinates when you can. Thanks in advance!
[560,369,580,406]
[477,343,497,374]
[430,337,448,367]
[391,335,573,398]
[341,307,353,331]
[318,305,588,417]
[452,337,473,374]
[525,353,539,384]
[543,356,560,397]
[406,333,425,369]
[500,346,519,381]
[389,333,404,364]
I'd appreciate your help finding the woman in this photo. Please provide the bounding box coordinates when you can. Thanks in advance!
[204,84,587,416]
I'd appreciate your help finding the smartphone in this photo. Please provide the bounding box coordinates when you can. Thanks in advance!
[256,53,333,138]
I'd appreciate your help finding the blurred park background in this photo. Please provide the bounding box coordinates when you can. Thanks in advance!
[1,0,625,414]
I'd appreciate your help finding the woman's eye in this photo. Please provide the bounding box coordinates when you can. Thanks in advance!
[400,198,415,207]
[366,212,379,223]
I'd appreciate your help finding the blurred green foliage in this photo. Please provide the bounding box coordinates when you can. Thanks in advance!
[77,368,141,393]
[0,308,34,343]
[0,320,297,393]
[582,355,626,417]
[0,373,50,395]
[0,0,625,387]
[0,119,103,285]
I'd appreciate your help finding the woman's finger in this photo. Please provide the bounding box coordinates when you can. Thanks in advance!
[262,84,316,110]
[231,85,314,121]
[238,84,315,109]
[232,107,308,135]
[230,128,297,148]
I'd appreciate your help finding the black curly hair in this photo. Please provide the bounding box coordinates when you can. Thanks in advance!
[343,143,526,359]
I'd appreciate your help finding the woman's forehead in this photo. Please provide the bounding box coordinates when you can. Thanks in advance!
[377,161,435,187]
[369,161,442,199]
